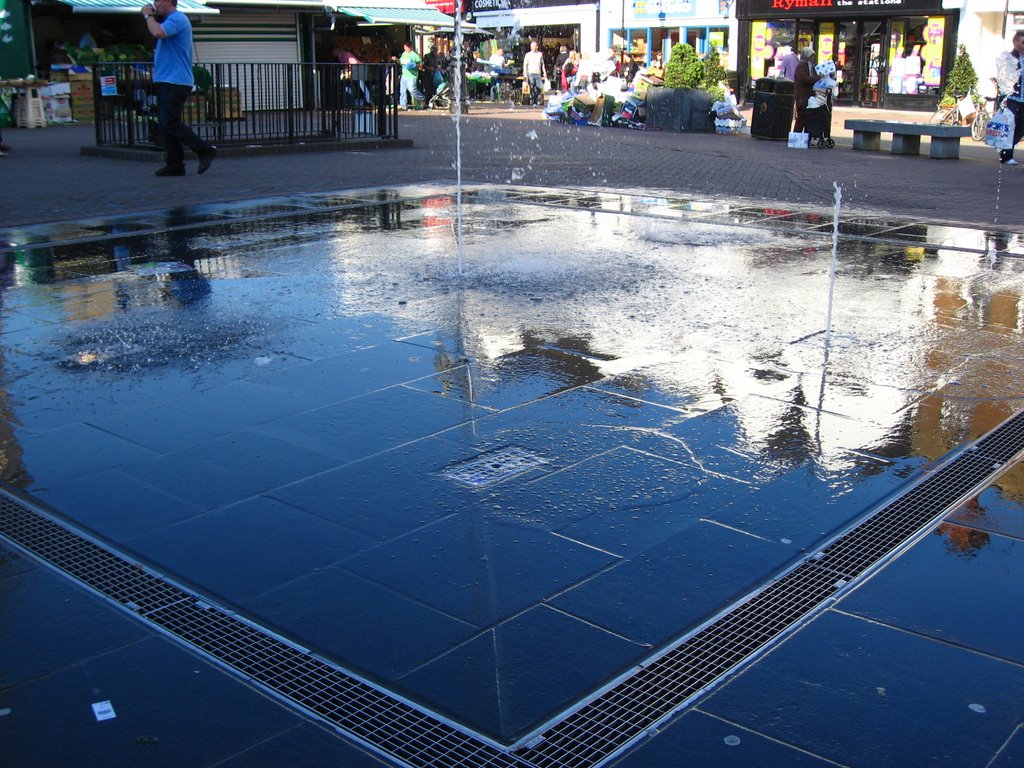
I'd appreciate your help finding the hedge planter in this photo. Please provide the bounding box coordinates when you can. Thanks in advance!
[645,86,715,133]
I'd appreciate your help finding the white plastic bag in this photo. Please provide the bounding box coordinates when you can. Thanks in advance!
[788,131,809,149]
[985,107,1015,150]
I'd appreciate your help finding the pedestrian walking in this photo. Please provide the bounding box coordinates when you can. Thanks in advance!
[141,0,216,176]
[792,47,817,133]
[396,41,423,110]
[778,44,799,79]
[523,41,547,106]
[995,30,1024,165]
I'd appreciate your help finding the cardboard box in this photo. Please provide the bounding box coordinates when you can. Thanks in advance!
[69,69,93,82]
[43,95,73,122]
[71,81,93,98]
[43,82,71,97]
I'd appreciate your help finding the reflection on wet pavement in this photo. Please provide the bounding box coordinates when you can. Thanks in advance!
[0,185,1021,749]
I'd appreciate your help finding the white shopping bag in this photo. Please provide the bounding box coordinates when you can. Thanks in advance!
[788,131,809,149]
[957,95,976,119]
[985,107,1015,150]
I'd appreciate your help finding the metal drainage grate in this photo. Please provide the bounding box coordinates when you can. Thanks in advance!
[443,446,547,489]
[0,408,1021,768]
[973,409,1024,465]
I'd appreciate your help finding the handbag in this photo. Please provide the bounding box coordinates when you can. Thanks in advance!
[985,107,1015,150]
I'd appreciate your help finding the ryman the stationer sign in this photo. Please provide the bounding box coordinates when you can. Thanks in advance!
[737,0,944,17]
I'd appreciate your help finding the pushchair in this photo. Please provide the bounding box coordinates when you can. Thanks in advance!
[428,75,452,110]
[805,61,836,149]
[804,89,834,149]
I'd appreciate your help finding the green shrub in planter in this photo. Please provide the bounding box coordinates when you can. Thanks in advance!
[664,43,703,89]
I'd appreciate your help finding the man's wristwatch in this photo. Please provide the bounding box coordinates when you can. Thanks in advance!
[143,12,152,18]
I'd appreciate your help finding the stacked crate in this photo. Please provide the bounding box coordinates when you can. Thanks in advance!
[69,70,94,123]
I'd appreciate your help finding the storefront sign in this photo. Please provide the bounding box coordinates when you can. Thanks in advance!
[425,0,457,13]
[470,0,591,11]
[634,0,697,18]
[738,0,944,18]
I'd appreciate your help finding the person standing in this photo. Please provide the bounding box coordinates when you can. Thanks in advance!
[397,41,423,110]
[792,47,818,133]
[995,30,1024,165]
[523,41,547,106]
[0,128,9,157]
[778,44,799,79]
[554,45,569,91]
[488,47,506,100]
[141,0,216,176]
[422,45,439,105]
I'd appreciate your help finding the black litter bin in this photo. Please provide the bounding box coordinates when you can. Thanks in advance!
[751,77,794,140]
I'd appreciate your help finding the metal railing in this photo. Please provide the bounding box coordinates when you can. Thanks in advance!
[93,61,399,149]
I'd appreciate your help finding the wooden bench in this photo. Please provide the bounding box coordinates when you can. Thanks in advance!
[844,119,971,159]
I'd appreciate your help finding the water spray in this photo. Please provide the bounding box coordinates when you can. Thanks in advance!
[452,10,464,276]
[824,181,842,351]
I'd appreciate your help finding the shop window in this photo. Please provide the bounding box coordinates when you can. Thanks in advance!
[883,17,943,96]
[749,20,795,80]
[609,28,627,53]
[835,21,857,102]
[651,28,678,62]
[630,30,647,56]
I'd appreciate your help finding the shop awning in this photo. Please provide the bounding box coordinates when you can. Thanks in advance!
[57,0,218,12]
[335,2,470,29]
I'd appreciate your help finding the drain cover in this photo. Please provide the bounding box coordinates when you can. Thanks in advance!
[443,446,547,488]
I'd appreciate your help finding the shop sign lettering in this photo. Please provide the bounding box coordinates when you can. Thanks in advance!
[771,0,832,9]
[741,0,938,17]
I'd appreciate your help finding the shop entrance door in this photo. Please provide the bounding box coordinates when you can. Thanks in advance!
[858,20,885,106]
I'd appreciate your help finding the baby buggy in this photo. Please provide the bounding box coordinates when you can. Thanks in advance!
[804,92,834,149]
[428,76,452,110]
[805,60,836,149]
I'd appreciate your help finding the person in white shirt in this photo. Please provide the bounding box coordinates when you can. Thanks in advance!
[523,41,547,106]
[488,47,507,100]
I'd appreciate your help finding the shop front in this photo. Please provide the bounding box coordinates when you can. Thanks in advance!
[601,0,735,69]
[736,0,957,109]
[468,0,596,64]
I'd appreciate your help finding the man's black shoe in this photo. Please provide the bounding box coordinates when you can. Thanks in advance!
[155,166,186,176]
[197,147,217,175]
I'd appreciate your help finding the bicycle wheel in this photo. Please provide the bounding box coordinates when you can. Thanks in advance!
[929,107,957,126]
[972,109,989,142]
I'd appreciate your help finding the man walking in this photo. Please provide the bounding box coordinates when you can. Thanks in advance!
[141,0,216,176]
[523,41,547,106]
[397,41,423,110]
[995,30,1024,165]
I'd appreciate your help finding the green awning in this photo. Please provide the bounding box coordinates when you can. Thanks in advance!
[57,0,218,13]
[336,5,463,27]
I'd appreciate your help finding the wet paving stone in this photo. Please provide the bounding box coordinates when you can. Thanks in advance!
[699,611,1024,768]
[1,185,1022,756]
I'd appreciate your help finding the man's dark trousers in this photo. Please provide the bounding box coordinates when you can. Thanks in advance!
[156,82,214,171]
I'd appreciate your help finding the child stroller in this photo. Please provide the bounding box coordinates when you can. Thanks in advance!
[804,92,834,149]
[428,75,452,110]
[805,61,836,149]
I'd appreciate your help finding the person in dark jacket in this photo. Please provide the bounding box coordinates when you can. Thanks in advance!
[792,47,818,133]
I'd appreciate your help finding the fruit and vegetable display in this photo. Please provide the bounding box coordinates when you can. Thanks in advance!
[63,44,153,65]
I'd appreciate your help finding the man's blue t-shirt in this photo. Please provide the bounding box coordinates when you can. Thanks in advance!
[153,10,195,86]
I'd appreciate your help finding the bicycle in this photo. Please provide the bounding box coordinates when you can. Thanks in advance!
[928,95,991,142]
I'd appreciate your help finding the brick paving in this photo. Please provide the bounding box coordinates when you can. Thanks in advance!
[0,103,1018,230]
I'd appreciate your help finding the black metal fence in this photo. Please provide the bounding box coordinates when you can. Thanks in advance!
[93,62,399,149]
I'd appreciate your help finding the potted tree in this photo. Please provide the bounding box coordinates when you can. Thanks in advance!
[939,44,980,117]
